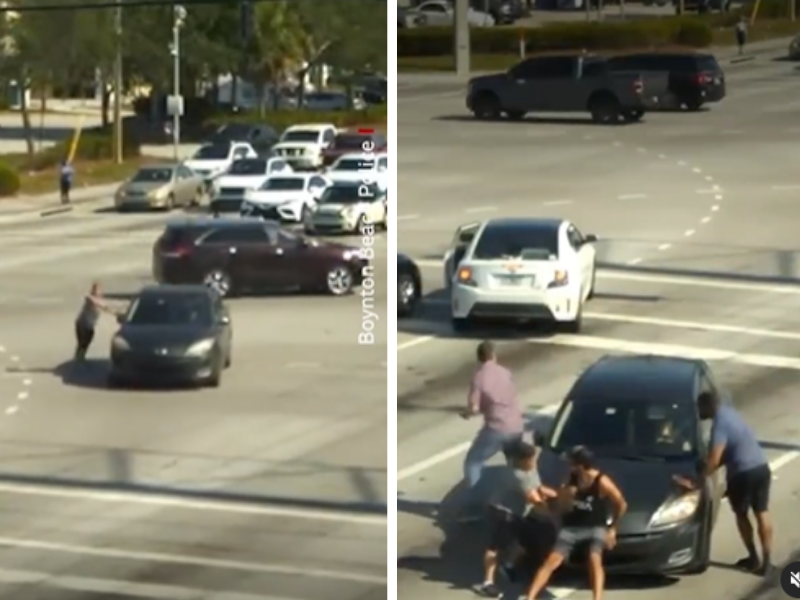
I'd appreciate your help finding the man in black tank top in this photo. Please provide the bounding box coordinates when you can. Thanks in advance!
[525,446,628,600]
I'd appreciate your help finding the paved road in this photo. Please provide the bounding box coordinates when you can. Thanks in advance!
[397,48,800,600]
[0,204,387,599]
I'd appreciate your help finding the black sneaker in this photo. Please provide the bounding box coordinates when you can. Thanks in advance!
[474,583,503,598]
[498,563,517,583]
[734,556,759,572]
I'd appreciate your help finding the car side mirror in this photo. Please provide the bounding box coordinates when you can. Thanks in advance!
[220,314,230,325]
[585,234,598,243]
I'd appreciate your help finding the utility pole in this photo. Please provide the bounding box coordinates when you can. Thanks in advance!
[113,0,123,164]
[454,0,469,77]
[170,5,186,161]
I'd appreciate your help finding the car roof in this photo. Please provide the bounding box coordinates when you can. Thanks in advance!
[138,284,214,297]
[570,354,701,403]
[285,123,334,132]
[165,216,281,231]
[481,217,565,234]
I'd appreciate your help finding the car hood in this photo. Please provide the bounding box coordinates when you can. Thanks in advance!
[314,202,363,214]
[538,451,697,535]
[117,325,212,348]
[119,182,169,194]
[469,72,510,88]
[216,175,267,189]
[244,190,307,205]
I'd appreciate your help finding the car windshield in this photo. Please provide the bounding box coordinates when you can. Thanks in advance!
[332,158,371,172]
[132,168,172,183]
[228,159,267,175]
[126,293,212,327]
[260,177,304,191]
[319,184,378,204]
[214,124,250,138]
[332,135,369,150]
[282,130,320,143]
[548,398,698,460]
[193,145,229,160]
[472,225,559,260]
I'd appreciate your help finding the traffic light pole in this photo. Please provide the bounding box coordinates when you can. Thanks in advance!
[113,0,123,164]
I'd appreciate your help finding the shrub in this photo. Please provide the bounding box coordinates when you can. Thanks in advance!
[26,131,141,172]
[202,106,388,132]
[398,18,715,57]
[0,162,21,197]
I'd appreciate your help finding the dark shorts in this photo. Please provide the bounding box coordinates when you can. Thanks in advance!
[485,506,543,552]
[727,463,771,515]
[553,526,607,556]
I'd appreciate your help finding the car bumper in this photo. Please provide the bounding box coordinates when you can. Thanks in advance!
[451,284,580,321]
[210,196,245,213]
[307,217,359,234]
[584,521,704,575]
[115,197,166,210]
[110,352,214,383]
[700,84,726,103]
[246,204,303,223]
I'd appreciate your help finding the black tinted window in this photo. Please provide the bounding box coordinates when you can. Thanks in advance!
[582,61,607,77]
[550,399,697,460]
[127,293,213,326]
[696,55,721,72]
[193,145,229,160]
[202,226,268,244]
[523,57,573,78]
[472,225,559,260]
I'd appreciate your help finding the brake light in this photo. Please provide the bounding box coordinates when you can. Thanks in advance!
[633,78,643,95]
[696,72,712,85]
[161,244,192,258]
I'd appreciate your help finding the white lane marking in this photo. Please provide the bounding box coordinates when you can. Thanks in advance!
[397,404,561,482]
[584,312,800,341]
[658,154,666,159]
[712,185,720,191]
[4,406,16,415]
[626,258,642,265]
[10,356,18,362]
[0,482,385,526]
[599,270,800,295]
[398,214,420,221]
[657,243,671,251]
[685,229,695,237]
[529,334,800,370]
[0,346,4,352]
[695,189,719,195]
[701,216,711,224]
[16,391,27,400]
[465,206,496,214]
[771,451,800,472]
[677,161,687,166]
[771,184,800,191]
[0,537,386,584]
[705,176,714,182]
[22,379,31,386]
[0,568,281,600]
[397,336,434,352]
[692,167,702,174]
[542,200,573,206]
[711,205,720,211]
[617,193,647,200]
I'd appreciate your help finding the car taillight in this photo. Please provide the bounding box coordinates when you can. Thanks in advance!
[633,78,643,94]
[696,72,711,84]
[161,244,192,258]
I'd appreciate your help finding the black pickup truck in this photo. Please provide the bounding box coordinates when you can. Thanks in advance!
[466,54,667,124]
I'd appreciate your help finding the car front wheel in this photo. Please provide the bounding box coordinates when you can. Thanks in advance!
[398,273,417,317]
[326,265,354,296]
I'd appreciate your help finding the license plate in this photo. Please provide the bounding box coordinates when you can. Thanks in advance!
[713,77,721,84]
[500,276,526,286]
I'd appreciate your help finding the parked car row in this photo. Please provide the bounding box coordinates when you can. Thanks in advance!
[399,0,525,27]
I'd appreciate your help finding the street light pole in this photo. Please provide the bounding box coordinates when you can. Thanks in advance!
[113,0,123,164]
[171,5,186,161]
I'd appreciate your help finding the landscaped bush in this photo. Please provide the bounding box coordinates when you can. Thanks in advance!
[202,106,388,131]
[398,18,714,57]
[0,162,20,196]
[26,131,141,172]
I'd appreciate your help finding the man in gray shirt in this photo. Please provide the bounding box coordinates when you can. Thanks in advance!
[74,282,109,362]
[476,442,556,599]
[459,340,525,522]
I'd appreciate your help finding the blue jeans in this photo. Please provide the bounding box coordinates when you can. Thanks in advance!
[463,428,523,496]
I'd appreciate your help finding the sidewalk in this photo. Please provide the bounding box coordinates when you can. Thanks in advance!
[0,182,118,222]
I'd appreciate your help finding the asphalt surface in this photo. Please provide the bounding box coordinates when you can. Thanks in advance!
[397,49,800,600]
[0,201,388,599]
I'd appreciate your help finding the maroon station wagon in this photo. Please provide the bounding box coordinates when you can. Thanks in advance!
[152,217,368,297]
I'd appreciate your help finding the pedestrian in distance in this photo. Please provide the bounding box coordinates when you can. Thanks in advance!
[59,158,74,205]
[457,340,525,523]
[674,391,774,575]
[74,282,111,363]
[476,440,558,599]
[736,17,748,56]
[525,446,628,600]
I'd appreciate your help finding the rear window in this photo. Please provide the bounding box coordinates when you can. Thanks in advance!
[696,55,721,72]
[472,225,559,260]
[159,225,204,248]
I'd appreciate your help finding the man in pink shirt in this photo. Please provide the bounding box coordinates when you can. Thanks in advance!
[458,340,525,522]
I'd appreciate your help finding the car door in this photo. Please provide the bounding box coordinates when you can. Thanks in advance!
[697,367,724,523]
[505,59,548,112]
[565,224,592,296]
[200,226,280,290]
[321,128,336,149]
[175,165,197,206]
[444,222,480,287]
[365,191,387,226]
[529,56,577,111]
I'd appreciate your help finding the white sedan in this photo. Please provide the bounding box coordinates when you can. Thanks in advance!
[326,152,388,190]
[210,157,293,213]
[306,181,387,235]
[240,173,330,223]
[446,218,597,333]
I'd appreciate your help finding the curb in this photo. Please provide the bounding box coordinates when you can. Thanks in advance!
[39,205,73,218]
[729,55,756,64]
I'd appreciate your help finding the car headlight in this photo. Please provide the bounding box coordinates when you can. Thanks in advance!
[343,250,361,261]
[148,187,167,200]
[649,491,700,527]
[111,336,130,352]
[186,339,215,356]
